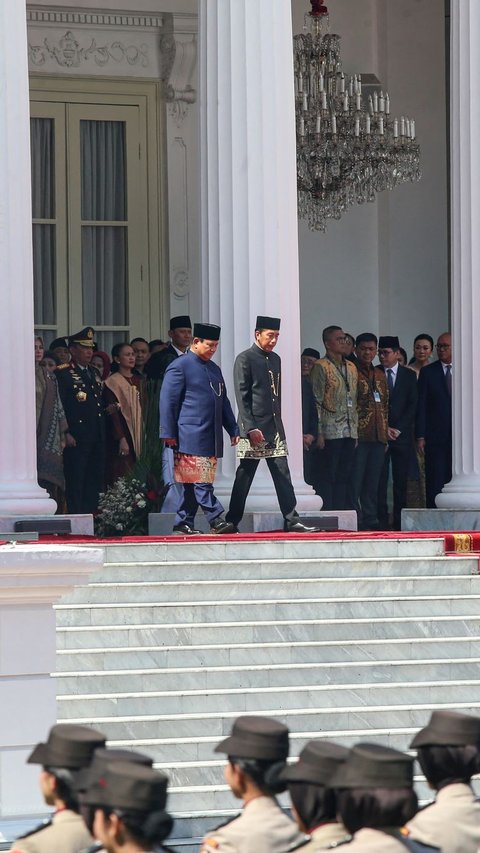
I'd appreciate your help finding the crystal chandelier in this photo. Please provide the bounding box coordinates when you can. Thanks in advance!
[294,0,421,231]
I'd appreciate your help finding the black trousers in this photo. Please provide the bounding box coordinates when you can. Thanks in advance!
[350,441,386,528]
[425,441,452,508]
[226,456,296,526]
[64,439,105,514]
[316,437,356,511]
[378,441,411,530]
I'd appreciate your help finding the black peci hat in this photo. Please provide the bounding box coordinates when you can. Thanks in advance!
[27,724,106,769]
[280,741,349,786]
[378,335,400,350]
[75,747,153,794]
[50,337,69,350]
[83,761,169,812]
[410,710,480,748]
[214,715,289,761]
[170,315,192,330]
[256,316,281,331]
[330,743,414,790]
[193,323,221,341]
[69,327,95,348]
[302,348,320,359]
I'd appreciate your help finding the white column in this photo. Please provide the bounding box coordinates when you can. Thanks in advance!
[436,0,480,509]
[199,0,318,510]
[0,2,55,514]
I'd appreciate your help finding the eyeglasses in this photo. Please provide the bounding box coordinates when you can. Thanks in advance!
[436,343,450,349]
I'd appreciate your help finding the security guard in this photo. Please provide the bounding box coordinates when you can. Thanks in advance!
[280,741,351,849]
[200,715,308,853]
[11,723,106,853]
[407,710,480,853]
[55,327,105,513]
[82,761,175,852]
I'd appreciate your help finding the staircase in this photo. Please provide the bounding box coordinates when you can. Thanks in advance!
[54,536,480,851]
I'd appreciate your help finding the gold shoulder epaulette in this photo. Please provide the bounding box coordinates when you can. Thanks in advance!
[57,363,70,370]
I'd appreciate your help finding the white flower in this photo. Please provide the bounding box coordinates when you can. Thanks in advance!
[137,499,146,508]
[115,523,123,530]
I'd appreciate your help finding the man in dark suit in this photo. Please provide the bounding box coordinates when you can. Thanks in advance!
[377,335,418,530]
[145,315,192,381]
[160,322,239,535]
[415,332,452,507]
[301,347,320,491]
[225,316,319,533]
[55,326,105,514]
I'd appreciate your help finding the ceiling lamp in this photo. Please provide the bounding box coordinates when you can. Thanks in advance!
[294,0,421,231]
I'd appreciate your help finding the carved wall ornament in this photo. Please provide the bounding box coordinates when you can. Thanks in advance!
[28,29,149,68]
[173,271,190,297]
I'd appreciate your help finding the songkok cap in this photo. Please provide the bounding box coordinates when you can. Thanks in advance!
[378,335,400,350]
[27,724,106,769]
[214,715,289,761]
[50,337,69,350]
[75,747,153,794]
[193,323,221,341]
[410,710,480,748]
[280,741,349,786]
[330,743,413,790]
[83,761,169,812]
[302,348,320,359]
[170,315,192,330]
[69,327,95,348]
[256,316,281,331]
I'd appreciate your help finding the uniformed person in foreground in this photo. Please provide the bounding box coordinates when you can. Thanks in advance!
[200,715,307,853]
[11,723,106,853]
[330,742,440,853]
[280,740,351,850]
[407,709,480,853]
[82,761,174,853]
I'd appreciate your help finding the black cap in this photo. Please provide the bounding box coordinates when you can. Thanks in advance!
[214,715,289,761]
[69,327,95,348]
[410,710,480,748]
[170,315,192,330]
[256,316,281,331]
[330,743,413,790]
[50,337,69,350]
[83,761,169,812]
[193,323,221,341]
[75,747,153,793]
[378,335,400,350]
[280,741,349,786]
[302,348,320,359]
[27,724,106,769]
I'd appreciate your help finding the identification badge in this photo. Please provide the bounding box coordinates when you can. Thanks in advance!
[373,390,381,403]
[347,394,353,408]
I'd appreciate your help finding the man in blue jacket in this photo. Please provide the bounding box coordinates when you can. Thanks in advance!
[160,322,240,535]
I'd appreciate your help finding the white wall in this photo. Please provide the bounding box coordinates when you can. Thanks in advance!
[292,0,449,357]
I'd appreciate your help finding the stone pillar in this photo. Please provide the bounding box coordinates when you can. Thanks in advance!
[436,0,480,509]
[0,2,55,514]
[198,0,318,510]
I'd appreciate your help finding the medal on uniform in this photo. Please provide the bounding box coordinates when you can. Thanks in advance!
[76,390,87,402]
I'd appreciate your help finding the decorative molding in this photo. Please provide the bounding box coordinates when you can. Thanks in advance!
[27,8,167,30]
[29,29,149,68]
[165,33,197,126]
[173,270,190,297]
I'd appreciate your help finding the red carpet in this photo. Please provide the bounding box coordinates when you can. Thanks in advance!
[2,530,480,554]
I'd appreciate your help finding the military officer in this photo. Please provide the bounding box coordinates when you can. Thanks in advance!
[280,741,351,850]
[200,715,307,853]
[55,327,105,513]
[160,322,240,534]
[82,761,174,853]
[225,316,319,532]
[11,723,106,853]
[407,710,480,853]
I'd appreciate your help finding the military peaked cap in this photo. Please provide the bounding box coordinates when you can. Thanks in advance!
[69,327,95,347]
[27,724,106,769]
[83,761,169,812]
[410,710,480,748]
[330,743,413,790]
[280,741,349,786]
[214,715,289,761]
[256,316,281,331]
[193,323,221,341]
[170,315,192,330]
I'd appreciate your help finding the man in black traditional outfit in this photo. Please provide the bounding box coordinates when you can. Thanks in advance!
[225,316,319,533]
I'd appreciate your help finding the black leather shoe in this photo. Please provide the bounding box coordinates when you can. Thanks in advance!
[172,523,203,535]
[210,518,239,535]
[283,519,321,533]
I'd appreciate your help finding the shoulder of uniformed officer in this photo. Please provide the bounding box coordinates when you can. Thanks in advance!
[79,845,104,853]
[287,836,311,851]
[13,817,52,841]
[56,363,70,370]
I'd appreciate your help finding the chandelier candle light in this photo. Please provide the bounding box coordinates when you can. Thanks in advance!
[294,0,421,231]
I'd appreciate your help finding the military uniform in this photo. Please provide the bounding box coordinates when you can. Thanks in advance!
[201,796,307,853]
[55,327,105,513]
[335,827,437,852]
[302,823,350,850]
[11,810,93,853]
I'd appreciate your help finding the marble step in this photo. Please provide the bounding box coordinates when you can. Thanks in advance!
[97,537,447,565]
[54,593,480,626]
[55,635,480,671]
[93,553,474,583]
[54,656,480,696]
[61,573,479,605]
[56,614,480,649]
[56,678,480,723]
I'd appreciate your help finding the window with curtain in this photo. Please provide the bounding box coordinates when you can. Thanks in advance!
[31,117,56,344]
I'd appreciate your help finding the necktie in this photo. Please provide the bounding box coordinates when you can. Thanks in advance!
[387,368,394,394]
[445,364,452,396]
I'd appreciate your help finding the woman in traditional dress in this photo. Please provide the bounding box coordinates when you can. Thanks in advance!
[34,335,69,508]
[103,342,144,484]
